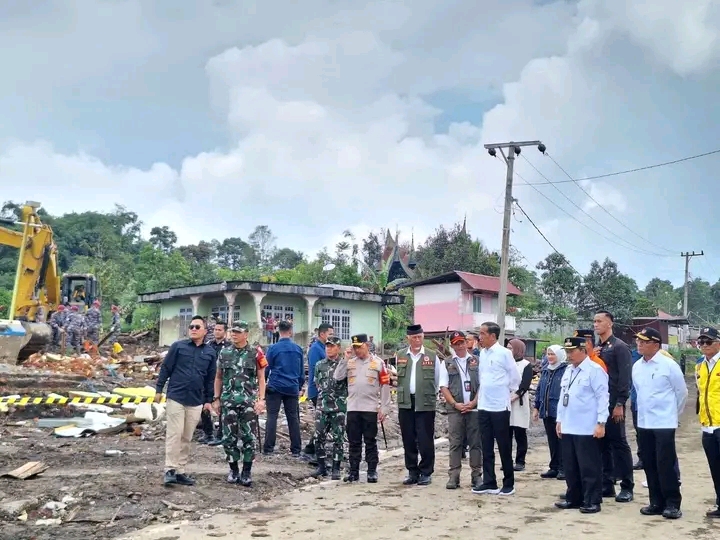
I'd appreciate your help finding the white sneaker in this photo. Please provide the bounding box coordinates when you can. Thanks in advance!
[642,480,648,488]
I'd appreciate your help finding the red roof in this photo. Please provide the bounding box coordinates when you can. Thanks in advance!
[456,271,523,296]
[401,271,522,296]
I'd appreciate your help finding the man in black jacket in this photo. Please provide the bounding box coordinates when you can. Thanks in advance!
[155,315,217,486]
[594,310,634,502]
[199,320,230,445]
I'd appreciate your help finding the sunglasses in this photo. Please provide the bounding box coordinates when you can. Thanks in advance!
[188,324,203,330]
[698,338,717,346]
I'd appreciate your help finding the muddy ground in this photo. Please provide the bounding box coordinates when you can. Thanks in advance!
[0,367,448,540]
[124,379,719,540]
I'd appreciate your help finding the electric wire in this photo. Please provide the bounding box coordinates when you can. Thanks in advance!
[513,200,581,276]
[542,152,676,255]
[504,156,670,257]
[515,148,720,185]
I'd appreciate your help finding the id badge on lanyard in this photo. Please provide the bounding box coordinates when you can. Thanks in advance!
[464,380,471,393]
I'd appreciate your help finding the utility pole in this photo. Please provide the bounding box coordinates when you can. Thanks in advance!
[681,251,704,317]
[484,140,545,343]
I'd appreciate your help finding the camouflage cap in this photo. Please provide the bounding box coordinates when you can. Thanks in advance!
[231,320,249,332]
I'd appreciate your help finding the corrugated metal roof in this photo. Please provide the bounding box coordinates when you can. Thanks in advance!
[399,271,522,296]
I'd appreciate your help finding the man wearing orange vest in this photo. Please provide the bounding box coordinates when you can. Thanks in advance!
[696,326,720,518]
[574,329,607,372]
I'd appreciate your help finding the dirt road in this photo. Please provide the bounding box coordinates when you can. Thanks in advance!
[124,385,720,540]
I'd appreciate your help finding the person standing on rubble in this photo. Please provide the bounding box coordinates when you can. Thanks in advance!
[311,336,348,480]
[304,323,334,459]
[85,300,102,345]
[262,319,305,457]
[48,305,67,351]
[65,305,86,355]
[155,315,217,487]
[396,324,441,487]
[108,305,121,346]
[214,321,267,487]
[438,331,481,490]
[334,333,392,483]
[199,321,231,446]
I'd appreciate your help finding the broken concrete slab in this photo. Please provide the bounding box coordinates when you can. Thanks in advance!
[1,461,49,480]
[0,498,38,518]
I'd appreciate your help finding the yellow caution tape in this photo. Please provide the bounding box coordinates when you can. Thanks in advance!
[0,395,167,406]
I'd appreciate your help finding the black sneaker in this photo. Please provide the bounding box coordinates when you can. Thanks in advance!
[163,469,177,486]
[499,486,515,495]
[513,463,525,472]
[706,507,720,518]
[540,469,558,479]
[471,483,500,495]
[175,473,195,486]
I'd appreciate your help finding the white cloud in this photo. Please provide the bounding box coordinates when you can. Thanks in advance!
[2,1,720,286]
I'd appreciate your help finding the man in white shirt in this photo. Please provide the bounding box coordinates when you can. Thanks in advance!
[632,327,687,520]
[554,336,608,514]
[472,322,521,496]
[438,331,481,490]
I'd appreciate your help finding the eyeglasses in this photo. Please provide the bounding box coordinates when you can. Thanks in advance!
[188,324,203,330]
[698,338,717,346]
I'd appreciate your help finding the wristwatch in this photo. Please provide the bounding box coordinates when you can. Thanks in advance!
[597,422,606,425]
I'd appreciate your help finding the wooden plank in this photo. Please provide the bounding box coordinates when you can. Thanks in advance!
[1,461,49,480]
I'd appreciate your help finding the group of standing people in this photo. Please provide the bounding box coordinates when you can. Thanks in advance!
[47,301,121,354]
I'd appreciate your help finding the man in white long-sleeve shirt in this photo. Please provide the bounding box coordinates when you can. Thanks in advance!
[633,327,687,520]
[555,336,609,514]
[472,322,521,496]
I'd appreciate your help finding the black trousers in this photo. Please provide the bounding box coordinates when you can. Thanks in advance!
[346,411,378,472]
[600,406,634,492]
[702,429,720,506]
[200,409,220,438]
[303,396,319,454]
[543,416,563,472]
[510,426,528,466]
[637,428,681,510]
[478,409,514,489]
[398,397,436,476]
[263,389,302,455]
[563,434,602,506]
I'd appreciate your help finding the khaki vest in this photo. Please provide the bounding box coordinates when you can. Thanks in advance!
[396,348,438,411]
[442,355,480,413]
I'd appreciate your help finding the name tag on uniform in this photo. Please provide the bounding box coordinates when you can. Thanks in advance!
[563,393,569,406]
[464,381,471,392]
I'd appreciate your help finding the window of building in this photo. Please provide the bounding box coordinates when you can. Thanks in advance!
[262,304,295,322]
[472,295,483,313]
[321,308,351,340]
[179,307,193,338]
[210,305,242,324]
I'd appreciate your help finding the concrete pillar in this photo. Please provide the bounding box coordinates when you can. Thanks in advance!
[249,292,266,345]
[190,294,202,315]
[223,291,238,323]
[305,295,319,343]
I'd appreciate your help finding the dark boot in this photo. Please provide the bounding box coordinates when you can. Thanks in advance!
[367,465,378,483]
[311,459,328,479]
[238,461,253,487]
[344,463,360,483]
[331,461,341,481]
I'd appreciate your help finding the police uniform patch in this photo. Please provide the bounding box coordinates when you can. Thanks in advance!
[421,356,433,367]
[369,361,379,370]
[397,357,408,365]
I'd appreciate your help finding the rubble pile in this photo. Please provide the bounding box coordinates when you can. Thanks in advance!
[20,351,166,380]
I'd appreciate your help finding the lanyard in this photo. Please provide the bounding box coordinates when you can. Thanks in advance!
[567,368,582,390]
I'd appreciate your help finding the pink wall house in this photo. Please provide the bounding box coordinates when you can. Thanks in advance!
[406,271,522,334]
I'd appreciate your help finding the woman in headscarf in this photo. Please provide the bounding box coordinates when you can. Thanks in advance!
[533,344,568,480]
[507,339,533,471]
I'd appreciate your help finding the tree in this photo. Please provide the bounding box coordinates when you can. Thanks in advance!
[248,225,276,266]
[361,232,382,270]
[632,293,657,317]
[415,223,498,278]
[686,278,715,324]
[536,252,580,330]
[576,258,638,323]
[644,278,680,315]
[216,237,258,270]
[149,226,177,254]
[271,248,304,270]
[179,241,216,265]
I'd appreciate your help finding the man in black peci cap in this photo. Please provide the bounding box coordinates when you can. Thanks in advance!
[554,336,608,514]
[395,324,441,486]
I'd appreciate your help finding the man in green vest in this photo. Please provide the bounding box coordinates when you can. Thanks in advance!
[439,330,481,489]
[395,324,441,486]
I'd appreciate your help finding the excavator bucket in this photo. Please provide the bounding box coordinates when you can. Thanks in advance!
[0,319,52,365]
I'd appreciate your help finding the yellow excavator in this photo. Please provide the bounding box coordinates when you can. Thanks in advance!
[0,201,98,364]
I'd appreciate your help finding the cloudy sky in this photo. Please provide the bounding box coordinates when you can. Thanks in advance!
[2,0,720,288]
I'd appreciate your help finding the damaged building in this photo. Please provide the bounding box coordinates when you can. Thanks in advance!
[137,280,404,347]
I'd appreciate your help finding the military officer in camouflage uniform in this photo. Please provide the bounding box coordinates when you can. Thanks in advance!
[64,305,86,354]
[85,300,102,345]
[213,321,268,487]
[311,336,348,480]
[48,305,67,351]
